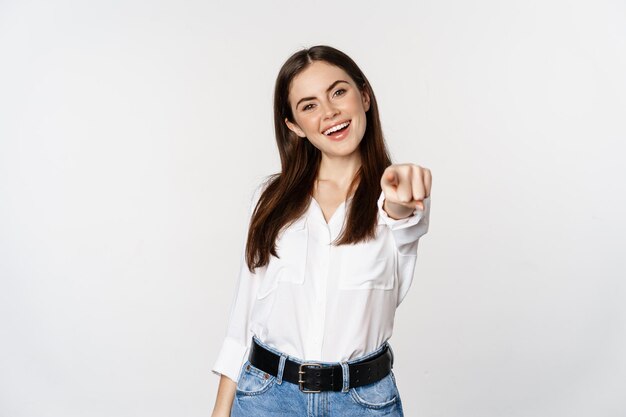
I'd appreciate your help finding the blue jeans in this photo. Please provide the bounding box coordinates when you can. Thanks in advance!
[231,335,405,416]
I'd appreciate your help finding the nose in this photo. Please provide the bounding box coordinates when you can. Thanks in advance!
[322,101,339,119]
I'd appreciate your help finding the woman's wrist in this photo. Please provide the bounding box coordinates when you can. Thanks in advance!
[382,198,416,220]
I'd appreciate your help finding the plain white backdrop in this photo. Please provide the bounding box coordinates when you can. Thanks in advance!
[1,0,625,416]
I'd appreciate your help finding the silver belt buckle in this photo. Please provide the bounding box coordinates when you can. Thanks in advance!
[298,362,322,393]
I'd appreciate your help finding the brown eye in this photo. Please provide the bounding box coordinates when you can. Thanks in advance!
[334,88,346,97]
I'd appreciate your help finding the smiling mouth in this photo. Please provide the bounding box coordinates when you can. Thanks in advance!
[323,120,351,136]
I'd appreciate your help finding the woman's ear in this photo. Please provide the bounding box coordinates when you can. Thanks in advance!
[361,89,371,112]
[285,117,306,138]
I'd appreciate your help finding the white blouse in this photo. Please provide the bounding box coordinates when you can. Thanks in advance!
[212,180,431,383]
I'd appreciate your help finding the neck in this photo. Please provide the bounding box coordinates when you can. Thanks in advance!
[317,151,362,190]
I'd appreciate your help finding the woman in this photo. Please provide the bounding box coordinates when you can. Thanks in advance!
[211,45,432,417]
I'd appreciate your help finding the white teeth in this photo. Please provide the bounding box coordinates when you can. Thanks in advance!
[323,121,350,135]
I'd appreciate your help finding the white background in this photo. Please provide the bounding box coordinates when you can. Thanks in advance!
[1,0,625,416]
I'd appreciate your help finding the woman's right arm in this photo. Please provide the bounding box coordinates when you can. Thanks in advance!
[210,179,270,416]
[211,374,236,417]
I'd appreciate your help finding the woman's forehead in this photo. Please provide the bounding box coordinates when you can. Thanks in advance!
[290,61,353,96]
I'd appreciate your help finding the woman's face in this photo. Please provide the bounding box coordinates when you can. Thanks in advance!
[285,61,370,160]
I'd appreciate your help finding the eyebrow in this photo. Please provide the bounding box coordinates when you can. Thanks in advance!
[295,80,350,109]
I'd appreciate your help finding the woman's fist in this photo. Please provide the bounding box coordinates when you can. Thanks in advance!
[380,163,432,219]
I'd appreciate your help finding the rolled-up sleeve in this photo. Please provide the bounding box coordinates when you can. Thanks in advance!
[211,182,268,383]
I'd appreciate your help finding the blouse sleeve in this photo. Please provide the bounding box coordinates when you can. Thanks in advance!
[377,191,431,307]
[377,191,431,253]
[211,181,268,383]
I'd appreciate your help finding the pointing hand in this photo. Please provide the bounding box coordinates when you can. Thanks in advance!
[380,164,432,219]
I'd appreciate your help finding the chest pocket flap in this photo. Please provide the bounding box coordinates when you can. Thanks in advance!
[257,216,308,299]
[337,223,396,290]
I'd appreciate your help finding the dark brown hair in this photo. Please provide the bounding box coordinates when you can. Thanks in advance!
[245,45,393,272]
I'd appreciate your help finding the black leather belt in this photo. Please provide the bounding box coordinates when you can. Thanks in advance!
[248,338,394,393]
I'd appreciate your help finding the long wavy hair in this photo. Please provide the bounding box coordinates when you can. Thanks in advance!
[245,45,393,272]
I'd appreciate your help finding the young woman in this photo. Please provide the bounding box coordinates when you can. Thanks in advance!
[211,45,432,417]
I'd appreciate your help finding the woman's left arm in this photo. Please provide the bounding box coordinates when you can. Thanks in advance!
[378,163,432,306]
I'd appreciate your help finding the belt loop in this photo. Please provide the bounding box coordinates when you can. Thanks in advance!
[276,354,287,385]
[340,361,350,393]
